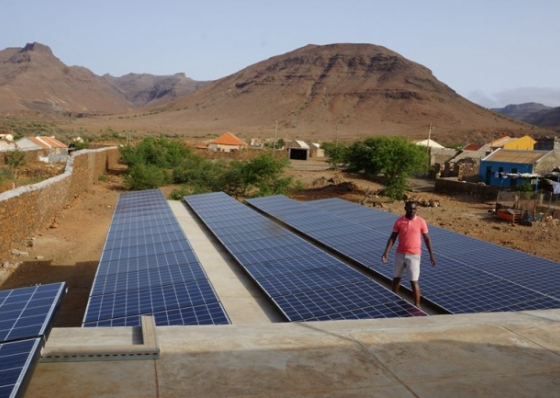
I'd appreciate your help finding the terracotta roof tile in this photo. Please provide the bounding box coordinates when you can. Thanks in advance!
[29,136,68,149]
[210,132,247,146]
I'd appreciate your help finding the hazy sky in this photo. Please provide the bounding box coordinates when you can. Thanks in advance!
[3,0,560,108]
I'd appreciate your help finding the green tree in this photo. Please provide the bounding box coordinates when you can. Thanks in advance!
[223,153,292,197]
[119,136,192,168]
[6,150,26,179]
[321,141,348,170]
[344,136,428,200]
[124,164,171,190]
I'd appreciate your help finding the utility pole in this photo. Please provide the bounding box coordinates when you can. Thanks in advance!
[335,123,339,146]
[427,122,432,148]
[274,120,278,152]
[427,123,432,170]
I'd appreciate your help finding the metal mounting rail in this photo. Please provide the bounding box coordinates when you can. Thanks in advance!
[40,316,160,362]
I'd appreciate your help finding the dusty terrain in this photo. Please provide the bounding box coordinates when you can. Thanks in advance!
[1,160,560,327]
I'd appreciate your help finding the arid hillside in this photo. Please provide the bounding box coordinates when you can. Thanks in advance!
[102,72,209,107]
[0,42,554,144]
[0,43,134,114]
[64,43,542,143]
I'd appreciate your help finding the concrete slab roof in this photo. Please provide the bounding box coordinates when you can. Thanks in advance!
[24,200,560,398]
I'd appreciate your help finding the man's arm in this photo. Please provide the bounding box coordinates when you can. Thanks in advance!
[381,232,398,263]
[422,233,436,266]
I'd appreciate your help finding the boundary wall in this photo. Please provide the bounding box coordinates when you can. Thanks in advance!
[0,147,120,257]
[435,178,499,201]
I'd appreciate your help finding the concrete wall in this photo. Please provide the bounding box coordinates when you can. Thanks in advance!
[0,147,120,257]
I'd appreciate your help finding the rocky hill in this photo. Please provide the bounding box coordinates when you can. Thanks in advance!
[0,43,134,114]
[78,43,532,143]
[1,42,550,143]
[493,102,560,129]
[103,73,208,107]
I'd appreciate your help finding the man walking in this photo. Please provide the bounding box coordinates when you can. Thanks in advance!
[381,201,436,308]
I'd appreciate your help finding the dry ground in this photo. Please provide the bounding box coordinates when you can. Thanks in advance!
[1,159,559,327]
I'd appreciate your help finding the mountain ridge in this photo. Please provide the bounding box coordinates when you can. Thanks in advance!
[0,42,555,143]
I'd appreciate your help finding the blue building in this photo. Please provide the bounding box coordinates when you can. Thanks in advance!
[480,149,557,188]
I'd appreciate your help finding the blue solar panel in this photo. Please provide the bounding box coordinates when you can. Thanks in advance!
[0,338,42,398]
[272,280,405,321]
[90,263,207,296]
[83,303,230,327]
[304,300,426,321]
[96,250,200,277]
[0,282,67,343]
[248,195,560,315]
[84,189,230,326]
[185,192,426,321]
[84,279,219,324]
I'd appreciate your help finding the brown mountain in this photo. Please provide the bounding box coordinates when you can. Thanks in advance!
[103,73,209,107]
[0,42,134,114]
[1,42,548,143]
[90,43,532,143]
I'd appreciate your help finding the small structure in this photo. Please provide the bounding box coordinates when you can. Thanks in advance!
[415,139,445,149]
[207,132,248,153]
[309,143,324,158]
[479,149,560,188]
[287,140,309,160]
[489,135,536,151]
[15,136,68,163]
[535,136,560,151]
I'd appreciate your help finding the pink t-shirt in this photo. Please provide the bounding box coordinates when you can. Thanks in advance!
[392,215,428,255]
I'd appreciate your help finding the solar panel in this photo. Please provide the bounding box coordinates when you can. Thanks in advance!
[83,302,230,327]
[248,195,560,314]
[0,282,67,343]
[0,283,66,398]
[0,338,42,398]
[84,189,230,326]
[184,192,424,321]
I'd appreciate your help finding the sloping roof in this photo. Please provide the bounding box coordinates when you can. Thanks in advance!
[488,136,512,147]
[209,132,247,146]
[29,136,67,149]
[292,140,310,149]
[482,149,551,164]
[416,139,445,148]
[463,144,484,151]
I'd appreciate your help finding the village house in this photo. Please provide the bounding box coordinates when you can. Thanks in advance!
[15,136,68,163]
[479,149,560,188]
[207,132,248,153]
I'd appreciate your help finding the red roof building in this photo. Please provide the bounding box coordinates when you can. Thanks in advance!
[208,132,248,152]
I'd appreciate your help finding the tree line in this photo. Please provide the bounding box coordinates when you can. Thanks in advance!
[120,135,428,200]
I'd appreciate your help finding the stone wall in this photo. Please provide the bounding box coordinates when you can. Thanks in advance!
[0,147,120,257]
[435,178,499,201]
[0,148,42,166]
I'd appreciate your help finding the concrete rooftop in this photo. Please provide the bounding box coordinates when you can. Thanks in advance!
[26,201,560,398]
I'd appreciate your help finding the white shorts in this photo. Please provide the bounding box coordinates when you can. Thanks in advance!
[393,253,421,281]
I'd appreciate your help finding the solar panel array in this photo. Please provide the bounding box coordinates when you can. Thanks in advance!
[83,189,230,326]
[184,192,426,321]
[246,195,560,314]
[0,282,67,398]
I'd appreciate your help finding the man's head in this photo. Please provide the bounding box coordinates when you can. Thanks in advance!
[404,201,417,219]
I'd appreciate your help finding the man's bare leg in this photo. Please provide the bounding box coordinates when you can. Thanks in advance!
[392,277,401,294]
[410,281,421,308]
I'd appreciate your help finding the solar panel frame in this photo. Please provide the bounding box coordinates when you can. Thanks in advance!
[185,192,426,322]
[249,195,560,314]
[0,282,67,344]
[84,189,230,327]
[0,338,42,398]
